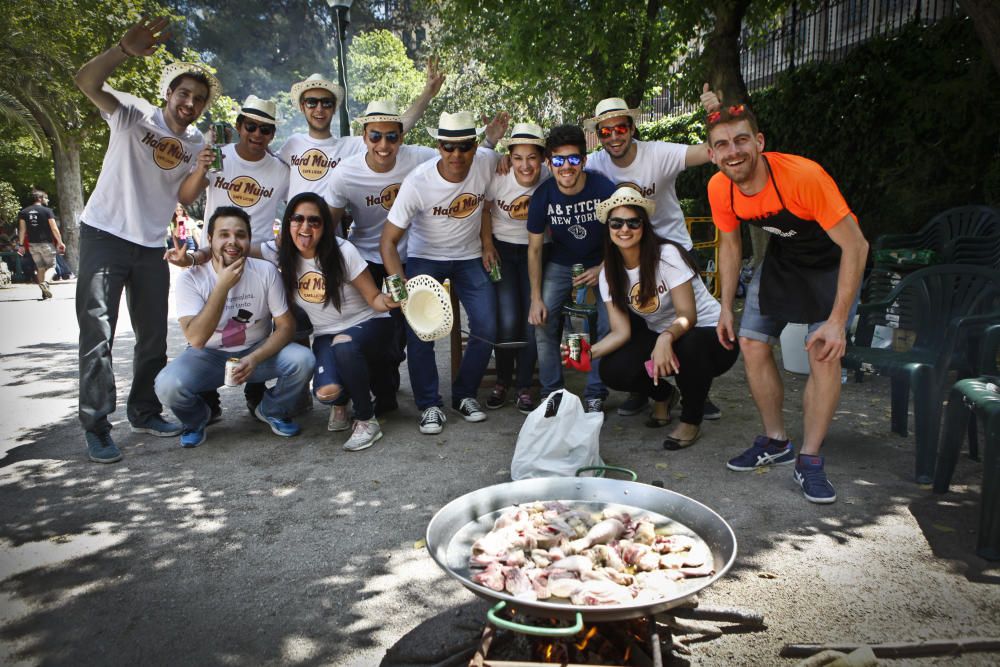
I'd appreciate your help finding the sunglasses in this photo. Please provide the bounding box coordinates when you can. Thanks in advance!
[303,97,336,109]
[289,214,323,228]
[243,122,275,136]
[607,217,643,230]
[550,154,583,168]
[706,104,747,125]
[368,130,400,144]
[597,123,630,139]
[439,141,476,153]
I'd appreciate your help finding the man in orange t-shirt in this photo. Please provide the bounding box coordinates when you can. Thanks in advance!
[705,102,869,505]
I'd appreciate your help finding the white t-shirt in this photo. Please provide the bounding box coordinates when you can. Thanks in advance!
[278,133,366,200]
[292,238,389,336]
[176,258,289,352]
[486,168,551,245]
[81,92,205,247]
[325,145,437,263]
[599,244,721,333]
[204,144,290,241]
[588,140,692,249]
[386,148,500,261]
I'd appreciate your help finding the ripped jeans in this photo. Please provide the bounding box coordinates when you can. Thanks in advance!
[311,316,394,421]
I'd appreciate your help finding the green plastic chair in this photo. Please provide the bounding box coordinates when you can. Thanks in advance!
[874,205,1000,254]
[933,324,1000,561]
[844,265,1000,483]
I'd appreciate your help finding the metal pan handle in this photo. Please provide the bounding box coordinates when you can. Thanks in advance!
[487,601,584,637]
[575,465,638,481]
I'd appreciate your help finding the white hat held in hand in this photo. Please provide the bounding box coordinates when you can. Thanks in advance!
[401,275,454,342]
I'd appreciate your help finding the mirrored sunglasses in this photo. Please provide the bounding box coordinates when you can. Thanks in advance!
[607,217,643,230]
[597,123,630,139]
[289,214,323,228]
[439,141,475,153]
[303,97,336,109]
[550,154,583,168]
[368,130,400,144]
[243,122,275,136]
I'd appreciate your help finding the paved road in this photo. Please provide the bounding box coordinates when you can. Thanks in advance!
[1,275,998,665]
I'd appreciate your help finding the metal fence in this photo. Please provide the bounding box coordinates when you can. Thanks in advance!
[640,0,958,120]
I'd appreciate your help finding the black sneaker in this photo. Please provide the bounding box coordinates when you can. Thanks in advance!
[86,431,122,464]
[617,392,647,416]
[584,397,605,414]
[703,398,722,421]
[456,397,487,422]
[419,406,447,434]
[485,384,507,410]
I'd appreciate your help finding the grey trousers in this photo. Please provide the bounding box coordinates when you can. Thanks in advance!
[76,223,170,435]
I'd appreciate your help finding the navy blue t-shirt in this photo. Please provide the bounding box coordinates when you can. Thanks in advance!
[527,171,616,267]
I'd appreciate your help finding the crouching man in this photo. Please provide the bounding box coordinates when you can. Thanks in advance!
[155,206,314,447]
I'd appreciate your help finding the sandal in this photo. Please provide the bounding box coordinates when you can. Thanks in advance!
[662,427,702,450]
[645,415,671,428]
[646,387,680,428]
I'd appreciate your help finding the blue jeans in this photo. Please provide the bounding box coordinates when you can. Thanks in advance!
[155,341,315,430]
[493,239,540,389]
[76,223,171,434]
[312,317,394,421]
[405,257,497,410]
[536,262,608,399]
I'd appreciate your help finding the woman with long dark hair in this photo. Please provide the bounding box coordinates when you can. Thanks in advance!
[564,187,739,449]
[276,192,399,451]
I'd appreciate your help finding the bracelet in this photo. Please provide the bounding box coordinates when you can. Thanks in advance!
[118,41,133,57]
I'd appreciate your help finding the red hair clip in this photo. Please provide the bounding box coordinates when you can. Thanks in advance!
[707,110,721,124]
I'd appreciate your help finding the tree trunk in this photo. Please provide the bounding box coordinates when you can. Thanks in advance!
[52,138,84,272]
[624,0,663,108]
[958,0,1000,79]
[705,0,752,105]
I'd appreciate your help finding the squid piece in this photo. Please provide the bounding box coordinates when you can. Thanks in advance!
[653,534,697,554]
[545,555,593,575]
[569,579,635,606]
[472,561,505,591]
[583,567,634,587]
[547,574,583,599]
[526,568,551,600]
[504,566,536,599]
[567,518,625,553]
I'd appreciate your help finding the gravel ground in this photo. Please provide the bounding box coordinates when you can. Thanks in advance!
[1,275,998,666]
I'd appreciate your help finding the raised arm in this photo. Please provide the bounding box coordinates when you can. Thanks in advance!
[74,17,171,115]
[400,56,445,133]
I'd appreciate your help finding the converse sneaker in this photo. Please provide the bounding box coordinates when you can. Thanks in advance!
[456,397,487,422]
[343,418,383,452]
[485,384,508,410]
[794,454,837,504]
[726,435,795,471]
[419,406,447,434]
[327,404,351,432]
[584,397,605,414]
[515,388,536,415]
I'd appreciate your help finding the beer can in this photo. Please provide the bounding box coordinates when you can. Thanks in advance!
[212,121,228,145]
[385,273,408,302]
[571,263,586,304]
[210,146,225,172]
[224,357,241,387]
[571,263,585,279]
[567,334,582,362]
[488,259,502,283]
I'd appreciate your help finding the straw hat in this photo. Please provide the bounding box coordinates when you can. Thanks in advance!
[290,73,345,110]
[355,100,405,126]
[596,186,656,223]
[583,97,641,132]
[425,111,484,142]
[401,275,454,342]
[501,122,546,149]
[238,95,280,125]
[159,62,222,107]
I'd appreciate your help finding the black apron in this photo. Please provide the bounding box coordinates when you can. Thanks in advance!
[732,156,841,323]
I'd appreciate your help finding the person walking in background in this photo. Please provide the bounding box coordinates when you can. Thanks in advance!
[17,189,64,299]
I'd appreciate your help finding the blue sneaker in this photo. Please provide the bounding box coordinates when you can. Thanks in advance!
[130,414,183,437]
[726,435,795,471]
[86,431,122,464]
[254,404,301,437]
[180,427,206,448]
[794,455,837,504]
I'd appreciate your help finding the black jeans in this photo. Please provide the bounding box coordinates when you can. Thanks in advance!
[599,313,740,425]
[76,223,170,434]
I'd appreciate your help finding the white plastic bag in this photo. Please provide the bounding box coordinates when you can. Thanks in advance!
[510,390,604,480]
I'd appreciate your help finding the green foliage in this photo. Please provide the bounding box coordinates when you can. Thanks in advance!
[640,16,1000,237]
[347,30,424,117]
[0,181,21,230]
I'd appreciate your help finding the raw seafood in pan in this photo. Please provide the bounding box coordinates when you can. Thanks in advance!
[469,500,714,606]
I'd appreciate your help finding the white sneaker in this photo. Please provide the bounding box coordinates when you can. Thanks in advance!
[419,406,447,434]
[343,418,382,452]
[456,397,487,423]
[327,404,350,432]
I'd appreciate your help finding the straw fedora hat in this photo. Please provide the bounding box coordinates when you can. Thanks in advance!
[159,62,222,107]
[425,111,484,142]
[239,95,280,125]
[583,97,641,132]
[290,73,345,110]
[401,275,454,342]
[355,100,405,127]
[500,122,546,149]
[596,186,657,223]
